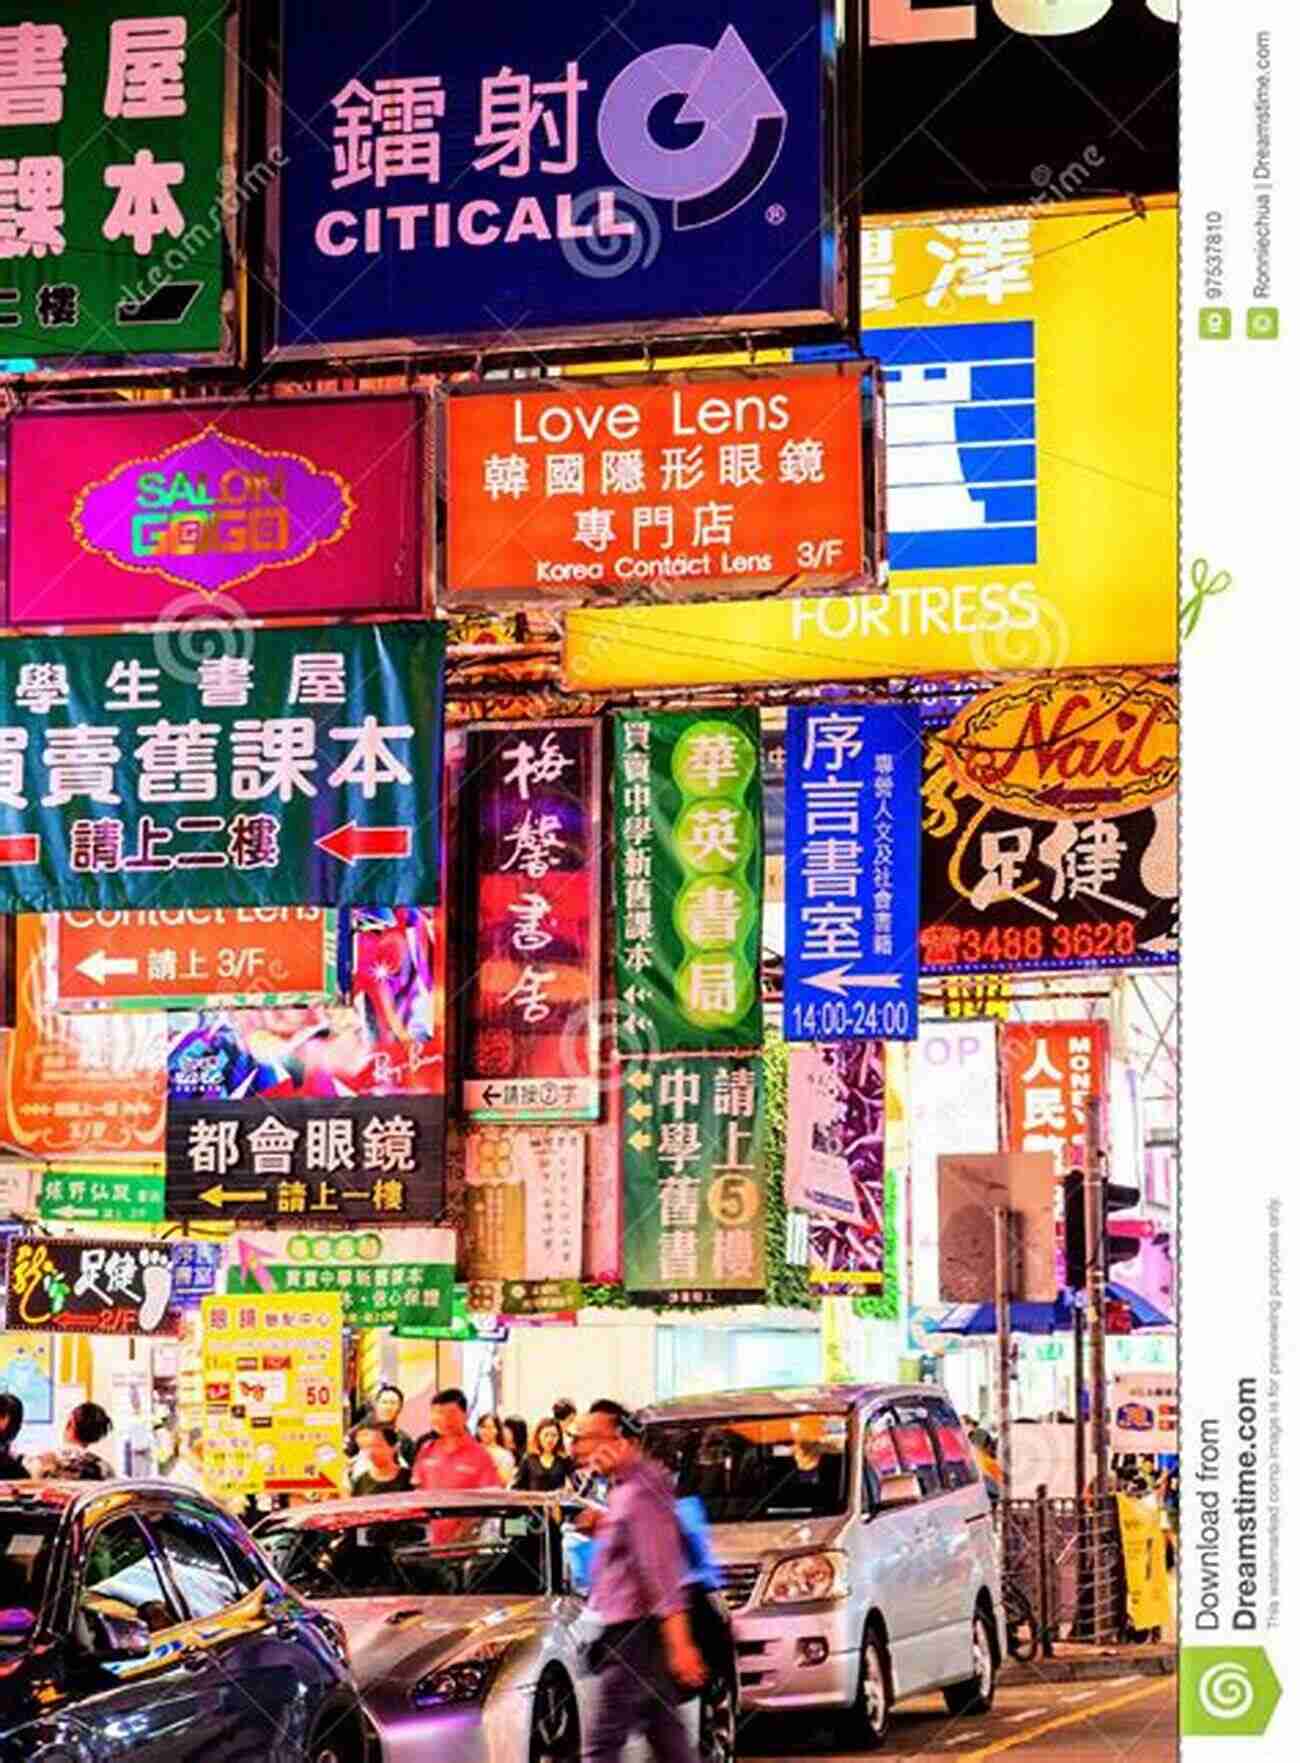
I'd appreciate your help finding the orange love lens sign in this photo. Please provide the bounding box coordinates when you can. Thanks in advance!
[443,365,868,606]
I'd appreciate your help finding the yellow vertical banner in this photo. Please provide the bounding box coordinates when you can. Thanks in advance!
[201,1291,345,1500]
[1116,1491,1172,1635]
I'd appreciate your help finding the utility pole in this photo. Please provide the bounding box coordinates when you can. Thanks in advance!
[1084,1092,1110,1637]
[1084,1094,1109,1499]
[994,1206,1015,1502]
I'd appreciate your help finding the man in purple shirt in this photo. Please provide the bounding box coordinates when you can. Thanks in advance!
[573,1400,706,1763]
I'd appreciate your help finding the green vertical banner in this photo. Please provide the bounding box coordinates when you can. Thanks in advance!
[623,1053,766,1308]
[612,708,763,1055]
[0,1,228,364]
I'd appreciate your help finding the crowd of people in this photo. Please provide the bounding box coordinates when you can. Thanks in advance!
[0,1394,116,1483]
[342,1386,601,1499]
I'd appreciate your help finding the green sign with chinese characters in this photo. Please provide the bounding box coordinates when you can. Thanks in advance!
[38,1168,164,1223]
[0,620,445,913]
[222,1226,454,1329]
[622,1054,766,1308]
[0,2,228,364]
[613,709,763,1054]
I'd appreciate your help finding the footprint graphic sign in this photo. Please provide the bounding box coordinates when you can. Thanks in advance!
[3,1236,180,1337]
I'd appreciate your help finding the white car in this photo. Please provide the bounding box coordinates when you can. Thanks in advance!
[259,1490,737,1763]
[638,1384,1007,1749]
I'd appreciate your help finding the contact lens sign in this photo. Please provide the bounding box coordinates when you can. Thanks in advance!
[4,396,427,626]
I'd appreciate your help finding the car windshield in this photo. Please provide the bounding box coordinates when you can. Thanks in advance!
[0,1511,58,1635]
[644,1414,850,1521]
[260,1506,561,1600]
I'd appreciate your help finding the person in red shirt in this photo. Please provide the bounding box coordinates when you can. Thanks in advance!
[410,1389,501,1493]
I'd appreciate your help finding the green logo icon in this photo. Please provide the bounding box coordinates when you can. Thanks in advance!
[1247,307,1280,340]
[1199,307,1232,339]
[1181,1648,1281,1736]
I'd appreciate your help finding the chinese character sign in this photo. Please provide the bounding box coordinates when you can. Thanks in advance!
[464,1127,585,1284]
[165,1097,443,1226]
[0,1,226,361]
[272,0,838,352]
[784,704,921,1042]
[612,709,763,1055]
[463,722,600,1121]
[622,1054,765,1306]
[0,621,445,913]
[1004,1023,1109,1181]
[223,1227,455,1329]
[444,368,868,606]
[201,1291,345,1498]
[920,675,1179,974]
[4,1235,180,1335]
[38,1169,165,1224]
[1,913,166,1161]
[6,398,428,625]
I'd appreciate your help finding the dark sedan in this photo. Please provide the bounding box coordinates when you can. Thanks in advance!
[0,1480,371,1763]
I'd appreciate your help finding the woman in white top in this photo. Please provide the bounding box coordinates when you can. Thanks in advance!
[476,1413,518,1486]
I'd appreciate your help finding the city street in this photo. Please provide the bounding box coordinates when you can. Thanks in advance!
[739,1676,1176,1762]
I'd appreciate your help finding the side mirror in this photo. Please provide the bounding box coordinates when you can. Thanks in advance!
[83,1607,154,1662]
[875,1472,924,1512]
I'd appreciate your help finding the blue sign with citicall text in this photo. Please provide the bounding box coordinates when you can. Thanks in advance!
[783,704,921,1043]
[271,0,839,354]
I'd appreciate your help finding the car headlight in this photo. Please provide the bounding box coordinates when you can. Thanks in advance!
[762,1551,849,1605]
[412,1647,507,1709]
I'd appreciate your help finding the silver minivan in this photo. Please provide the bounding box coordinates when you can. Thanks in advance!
[639,1383,1006,1749]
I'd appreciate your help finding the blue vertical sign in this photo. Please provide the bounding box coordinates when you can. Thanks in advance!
[784,705,921,1042]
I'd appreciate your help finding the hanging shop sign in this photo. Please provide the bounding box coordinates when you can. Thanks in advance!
[920,674,1179,974]
[269,0,847,357]
[38,1168,165,1224]
[623,1054,765,1308]
[224,1226,456,1329]
[1109,1373,1178,1454]
[1004,1019,1109,1287]
[165,1096,443,1226]
[3,1235,180,1336]
[2,914,166,1162]
[910,1023,999,1306]
[566,202,1177,690]
[5,397,427,625]
[786,1040,885,1296]
[462,722,600,1121]
[201,1291,345,1498]
[860,0,1177,214]
[0,620,445,914]
[784,705,920,1042]
[52,908,338,1012]
[936,1151,1056,1305]
[612,709,763,1055]
[442,366,875,609]
[170,1240,223,1308]
[0,0,231,370]
[464,1127,586,1286]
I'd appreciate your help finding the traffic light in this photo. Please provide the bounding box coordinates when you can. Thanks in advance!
[1064,1172,1087,1290]
[1104,1181,1142,1274]
[1062,1174,1143,1288]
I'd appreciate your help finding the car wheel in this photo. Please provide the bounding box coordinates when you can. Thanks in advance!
[531,1668,581,1763]
[850,1627,891,1750]
[943,1609,998,1716]
[698,1671,737,1763]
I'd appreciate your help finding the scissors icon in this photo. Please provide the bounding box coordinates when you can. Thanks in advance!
[1180,557,1233,640]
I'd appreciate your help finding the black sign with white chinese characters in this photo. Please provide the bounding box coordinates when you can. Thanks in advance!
[3,1235,181,1336]
[165,1096,444,1224]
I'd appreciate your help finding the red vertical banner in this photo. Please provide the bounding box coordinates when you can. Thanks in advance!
[1002,1021,1110,1288]
[462,721,601,1122]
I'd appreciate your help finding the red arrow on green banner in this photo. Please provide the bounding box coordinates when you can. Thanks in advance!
[315,822,412,864]
[0,834,40,865]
